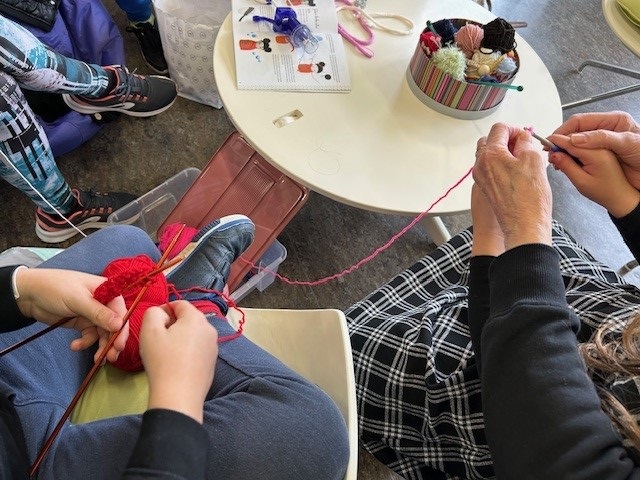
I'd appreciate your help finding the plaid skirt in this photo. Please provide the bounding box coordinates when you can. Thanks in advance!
[345,221,640,480]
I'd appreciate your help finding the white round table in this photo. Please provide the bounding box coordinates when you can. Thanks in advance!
[213,0,562,244]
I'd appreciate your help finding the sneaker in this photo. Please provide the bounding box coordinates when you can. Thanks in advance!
[62,66,177,118]
[126,21,169,74]
[35,189,138,243]
[165,215,256,292]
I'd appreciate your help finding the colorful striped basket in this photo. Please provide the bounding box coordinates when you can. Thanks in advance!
[406,19,519,120]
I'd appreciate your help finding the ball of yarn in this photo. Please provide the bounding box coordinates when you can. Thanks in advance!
[454,23,484,58]
[94,255,170,372]
[431,46,467,81]
[431,19,458,46]
[481,17,516,53]
[420,30,442,56]
[157,223,198,260]
[496,56,517,77]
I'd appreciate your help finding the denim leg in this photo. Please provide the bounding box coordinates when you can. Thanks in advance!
[114,0,153,22]
[199,317,350,480]
[3,226,348,479]
[41,225,161,272]
[38,316,350,480]
[0,225,161,476]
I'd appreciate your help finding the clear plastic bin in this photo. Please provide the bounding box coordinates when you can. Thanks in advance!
[230,240,287,302]
[107,168,201,241]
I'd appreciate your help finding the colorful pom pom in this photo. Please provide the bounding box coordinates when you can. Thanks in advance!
[431,46,467,81]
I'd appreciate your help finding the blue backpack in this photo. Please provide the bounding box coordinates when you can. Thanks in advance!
[19,0,125,157]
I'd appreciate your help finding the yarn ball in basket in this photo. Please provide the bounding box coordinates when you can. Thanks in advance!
[454,23,484,58]
[420,31,442,56]
[431,19,458,45]
[481,17,516,52]
[496,56,518,78]
[430,46,467,81]
[93,255,170,372]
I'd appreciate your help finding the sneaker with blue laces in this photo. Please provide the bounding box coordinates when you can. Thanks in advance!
[165,215,256,292]
[62,65,177,117]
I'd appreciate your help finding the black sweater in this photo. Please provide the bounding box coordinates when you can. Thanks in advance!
[468,203,640,479]
[0,267,208,479]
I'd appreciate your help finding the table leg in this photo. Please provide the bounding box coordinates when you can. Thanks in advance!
[421,216,451,246]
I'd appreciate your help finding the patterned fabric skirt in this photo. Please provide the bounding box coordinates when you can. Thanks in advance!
[345,221,640,480]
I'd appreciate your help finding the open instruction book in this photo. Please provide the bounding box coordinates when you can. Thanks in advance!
[231,0,351,92]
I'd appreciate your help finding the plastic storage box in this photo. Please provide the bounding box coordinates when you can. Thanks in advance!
[107,168,201,241]
[158,132,309,292]
[230,239,287,302]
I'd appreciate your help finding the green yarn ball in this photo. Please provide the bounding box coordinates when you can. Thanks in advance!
[431,46,467,81]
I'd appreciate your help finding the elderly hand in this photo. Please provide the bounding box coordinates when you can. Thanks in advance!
[471,183,505,257]
[552,111,640,189]
[140,301,218,423]
[14,268,128,363]
[472,123,552,250]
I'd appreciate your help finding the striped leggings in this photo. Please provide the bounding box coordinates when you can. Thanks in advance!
[0,16,110,214]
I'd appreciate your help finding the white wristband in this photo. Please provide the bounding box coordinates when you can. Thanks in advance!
[11,265,28,300]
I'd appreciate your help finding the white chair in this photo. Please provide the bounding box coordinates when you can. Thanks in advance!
[226,308,358,480]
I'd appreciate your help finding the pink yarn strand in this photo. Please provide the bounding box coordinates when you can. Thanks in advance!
[240,166,474,286]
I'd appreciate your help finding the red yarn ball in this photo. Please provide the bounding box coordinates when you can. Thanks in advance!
[95,255,170,372]
[419,31,441,56]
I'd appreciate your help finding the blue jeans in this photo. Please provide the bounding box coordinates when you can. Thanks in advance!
[0,226,349,479]
[114,0,153,23]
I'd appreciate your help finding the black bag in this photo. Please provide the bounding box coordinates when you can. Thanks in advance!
[0,0,61,32]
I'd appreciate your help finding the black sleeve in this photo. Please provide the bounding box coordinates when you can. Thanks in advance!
[467,255,494,374]
[122,409,208,480]
[479,244,640,479]
[611,202,640,263]
[0,266,35,333]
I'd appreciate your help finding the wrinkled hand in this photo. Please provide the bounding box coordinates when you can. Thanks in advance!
[140,301,218,423]
[553,111,640,189]
[14,268,128,363]
[472,123,552,250]
[546,135,640,218]
[471,183,505,257]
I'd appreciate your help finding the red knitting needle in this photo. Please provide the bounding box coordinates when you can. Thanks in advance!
[28,224,187,478]
[0,243,185,359]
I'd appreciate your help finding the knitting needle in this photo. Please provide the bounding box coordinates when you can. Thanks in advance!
[29,225,187,478]
[0,317,71,358]
[467,80,523,91]
[524,127,584,166]
[1,230,187,360]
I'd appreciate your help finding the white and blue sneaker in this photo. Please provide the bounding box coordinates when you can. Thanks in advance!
[165,214,255,292]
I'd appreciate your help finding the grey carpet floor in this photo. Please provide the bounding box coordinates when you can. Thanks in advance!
[2,0,640,478]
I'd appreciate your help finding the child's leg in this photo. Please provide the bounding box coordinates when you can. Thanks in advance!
[0,16,110,97]
[35,315,350,480]
[0,226,161,476]
[0,72,76,214]
[114,0,153,23]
